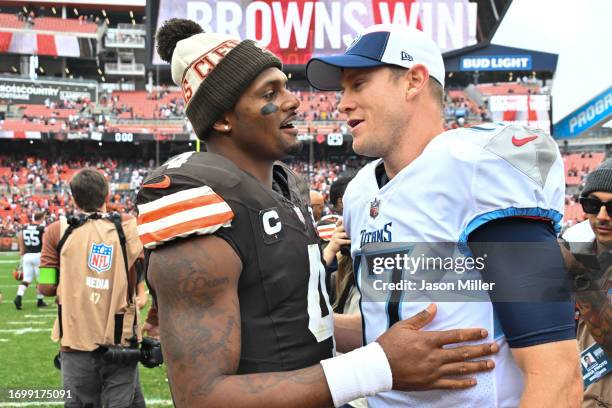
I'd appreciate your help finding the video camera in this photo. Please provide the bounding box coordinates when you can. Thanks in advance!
[100,336,163,368]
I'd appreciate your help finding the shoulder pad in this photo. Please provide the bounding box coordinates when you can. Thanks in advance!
[136,152,236,249]
[483,124,558,188]
[142,152,241,191]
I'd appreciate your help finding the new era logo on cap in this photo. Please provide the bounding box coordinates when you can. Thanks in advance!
[306,24,445,91]
[401,51,413,61]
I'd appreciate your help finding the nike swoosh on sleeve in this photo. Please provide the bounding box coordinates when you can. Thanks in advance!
[511,135,538,147]
[142,175,171,189]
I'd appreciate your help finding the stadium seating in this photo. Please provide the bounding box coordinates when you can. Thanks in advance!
[0,13,25,29]
[0,79,598,236]
[295,91,345,121]
[1,85,510,136]
[19,105,80,119]
[446,89,479,113]
[110,91,183,119]
[563,152,605,186]
[476,83,539,95]
[0,119,66,132]
[0,13,98,34]
[106,123,184,134]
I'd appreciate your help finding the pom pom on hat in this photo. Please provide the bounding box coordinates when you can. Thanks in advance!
[156,18,203,63]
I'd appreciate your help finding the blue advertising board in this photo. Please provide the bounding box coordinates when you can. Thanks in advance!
[554,86,612,138]
[460,55,532,71]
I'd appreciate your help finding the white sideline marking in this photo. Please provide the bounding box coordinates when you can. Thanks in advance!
[0,328,51,335]
[23,314,56,319]
[0,338,8,342]
[0,260,18,263]
[7,321,48,325]
[17,300,56,305]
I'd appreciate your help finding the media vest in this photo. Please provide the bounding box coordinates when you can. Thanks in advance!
[52,215,143,351]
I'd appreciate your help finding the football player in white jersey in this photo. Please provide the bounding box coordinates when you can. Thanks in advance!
[307,24,582,407]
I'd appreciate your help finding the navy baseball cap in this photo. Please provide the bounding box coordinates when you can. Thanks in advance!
[306,24,445,91]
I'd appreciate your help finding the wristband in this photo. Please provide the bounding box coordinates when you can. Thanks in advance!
[320,342,393,407]
[39,267,58,285]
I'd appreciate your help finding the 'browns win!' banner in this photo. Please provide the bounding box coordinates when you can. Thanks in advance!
[153,0,477,65]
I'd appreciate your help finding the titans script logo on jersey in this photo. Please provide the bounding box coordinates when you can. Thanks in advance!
[360,222,393,247]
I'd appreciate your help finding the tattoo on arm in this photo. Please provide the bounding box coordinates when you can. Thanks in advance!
[149,235,333,408]
[149,236,240,399]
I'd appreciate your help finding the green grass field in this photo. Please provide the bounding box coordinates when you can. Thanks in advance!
[0,252,173,407]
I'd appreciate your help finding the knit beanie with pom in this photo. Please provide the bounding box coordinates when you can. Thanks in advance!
[156,18,282,139]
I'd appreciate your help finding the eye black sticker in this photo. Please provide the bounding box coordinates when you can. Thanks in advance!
[261,103,279,116]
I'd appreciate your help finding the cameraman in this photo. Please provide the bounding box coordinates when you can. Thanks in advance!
[38,168,144,408]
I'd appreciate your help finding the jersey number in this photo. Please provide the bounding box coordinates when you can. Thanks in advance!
[306,244,334,342]
[164,151,194,169]
[23,230,40,247]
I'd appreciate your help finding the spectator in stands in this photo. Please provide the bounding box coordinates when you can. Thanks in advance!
[310,190,325,221]
[0,154,144,238]
[328,176,352,215]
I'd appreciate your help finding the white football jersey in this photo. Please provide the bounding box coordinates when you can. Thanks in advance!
[343,123,565,407]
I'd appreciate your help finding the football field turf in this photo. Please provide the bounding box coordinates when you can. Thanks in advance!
[0,252,173,407]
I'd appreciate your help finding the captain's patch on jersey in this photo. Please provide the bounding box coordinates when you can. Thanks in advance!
[88,243,113,274]
[260,208,284,244]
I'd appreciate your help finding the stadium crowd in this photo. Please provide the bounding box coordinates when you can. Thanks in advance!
[0,155,148,238]
[290,88,491,129]
[0,155,369,240]
[0,149,604,241]
[1,85,503,136]
[0,73,596,241]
